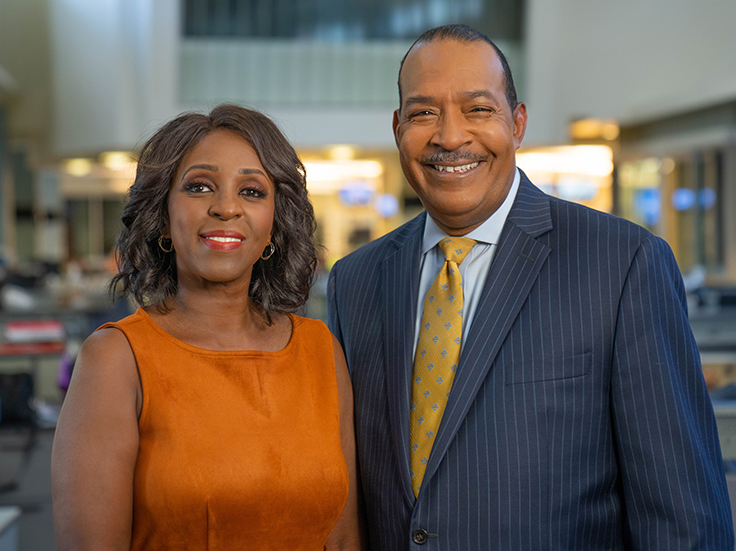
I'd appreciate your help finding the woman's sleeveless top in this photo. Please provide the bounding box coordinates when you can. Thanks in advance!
[100,308,349,550]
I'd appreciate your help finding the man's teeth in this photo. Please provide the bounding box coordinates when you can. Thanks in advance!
[433,162,479,173]
[207,236,242,243]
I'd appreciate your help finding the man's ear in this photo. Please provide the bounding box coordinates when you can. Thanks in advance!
[392,109,401,148]
[512,102,527,150]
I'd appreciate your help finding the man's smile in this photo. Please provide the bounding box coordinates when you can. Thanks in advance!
[430,161,480,174]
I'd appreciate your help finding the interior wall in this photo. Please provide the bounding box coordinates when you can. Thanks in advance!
[0,0,52,152]
[49,0,180,157]
[524,0,736,145]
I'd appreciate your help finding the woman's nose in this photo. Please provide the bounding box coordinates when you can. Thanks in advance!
[208,191,242,220]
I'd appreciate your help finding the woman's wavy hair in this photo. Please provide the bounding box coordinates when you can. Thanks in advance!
[110,104,318,319]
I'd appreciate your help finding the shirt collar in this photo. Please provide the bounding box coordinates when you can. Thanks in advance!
[422,167,521,254]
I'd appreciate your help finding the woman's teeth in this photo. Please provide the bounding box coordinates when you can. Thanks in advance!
[206,236,243,243]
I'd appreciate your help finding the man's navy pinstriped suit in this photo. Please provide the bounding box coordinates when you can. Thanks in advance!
[328,172,734,550]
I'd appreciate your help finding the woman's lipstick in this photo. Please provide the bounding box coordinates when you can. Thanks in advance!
[200,230,245,251]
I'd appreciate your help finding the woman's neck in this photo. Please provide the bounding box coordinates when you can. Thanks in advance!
[146,283,290,352]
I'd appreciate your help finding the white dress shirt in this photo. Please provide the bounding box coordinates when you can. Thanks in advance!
[413,168,521,355]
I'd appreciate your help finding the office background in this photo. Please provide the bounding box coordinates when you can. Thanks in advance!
[1,0,736,549]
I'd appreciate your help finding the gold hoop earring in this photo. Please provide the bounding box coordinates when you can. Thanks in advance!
[158,236,174,253]
[260,241,275,260]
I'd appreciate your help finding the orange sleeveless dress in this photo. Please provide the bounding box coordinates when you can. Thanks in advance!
[100,308,349,550]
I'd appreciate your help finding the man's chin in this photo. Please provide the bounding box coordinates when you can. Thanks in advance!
[426,209,488,236]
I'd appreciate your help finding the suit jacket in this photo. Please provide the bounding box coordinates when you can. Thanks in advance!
[328,173,734,550]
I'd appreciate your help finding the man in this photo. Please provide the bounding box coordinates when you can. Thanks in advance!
[328,24,733,549]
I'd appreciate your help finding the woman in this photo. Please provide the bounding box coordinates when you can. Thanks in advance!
[51,105,362,550]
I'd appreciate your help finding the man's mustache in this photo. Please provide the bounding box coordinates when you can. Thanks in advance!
[420,150,488,164]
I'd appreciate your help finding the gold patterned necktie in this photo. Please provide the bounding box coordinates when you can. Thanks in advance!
[410,236,477,497]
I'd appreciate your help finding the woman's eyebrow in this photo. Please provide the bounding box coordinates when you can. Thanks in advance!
[239,168,267,176]
[181,164,218,180]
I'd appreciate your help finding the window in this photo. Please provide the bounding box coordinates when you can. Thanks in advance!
[183,0,524,41]
[618,152,724,273]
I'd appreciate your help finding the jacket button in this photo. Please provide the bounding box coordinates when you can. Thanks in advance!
[412,528,429,545]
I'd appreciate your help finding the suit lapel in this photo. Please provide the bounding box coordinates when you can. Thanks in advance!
[422,175,554,488]
[382,213,425,505]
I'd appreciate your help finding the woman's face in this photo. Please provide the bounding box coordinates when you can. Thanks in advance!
[166,130,275,291]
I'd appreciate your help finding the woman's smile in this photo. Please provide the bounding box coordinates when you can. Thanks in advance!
[200,230,246,251]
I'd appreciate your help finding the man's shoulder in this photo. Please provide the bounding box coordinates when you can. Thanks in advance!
[517,172,645,229]
[543,191,656,244]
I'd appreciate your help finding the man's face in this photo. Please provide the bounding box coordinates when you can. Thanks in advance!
[393,39,527,235]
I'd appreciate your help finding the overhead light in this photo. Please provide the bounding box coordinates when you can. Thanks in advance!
[65,158,93,177]
[304,160,384,194]
[601,123,620,141]
[111,179,134,194]
[517,145,613,177]
[569,118,619,141]
[662,157,676,175]
[100,151,135,172]
[327,145,357,161]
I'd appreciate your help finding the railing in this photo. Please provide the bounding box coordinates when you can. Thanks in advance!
[179,38,523,107]
[180,39,410,106]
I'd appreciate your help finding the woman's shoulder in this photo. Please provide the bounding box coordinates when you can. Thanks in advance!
[71,322,139,406]
[77,309,148,370]
[62,313,142,437]
[82,324,136,367]
[290,314,330,338]
[95,308,164,348]
[289,315,342,359]
[97,308,147,332]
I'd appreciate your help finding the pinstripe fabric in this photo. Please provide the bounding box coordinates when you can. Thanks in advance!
[328,172,734,550]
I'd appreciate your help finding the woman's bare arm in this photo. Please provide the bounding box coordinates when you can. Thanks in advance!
[51,327,141,551]
[325,334,365,551]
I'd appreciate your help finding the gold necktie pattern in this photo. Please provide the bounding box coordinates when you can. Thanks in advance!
[410,236,477,497]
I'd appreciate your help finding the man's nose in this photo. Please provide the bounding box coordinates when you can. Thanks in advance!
[430,110,472,151]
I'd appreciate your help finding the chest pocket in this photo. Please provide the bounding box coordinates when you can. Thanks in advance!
[505,351,591,385]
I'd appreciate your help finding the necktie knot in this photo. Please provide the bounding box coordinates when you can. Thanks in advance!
[438,237,477,265]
